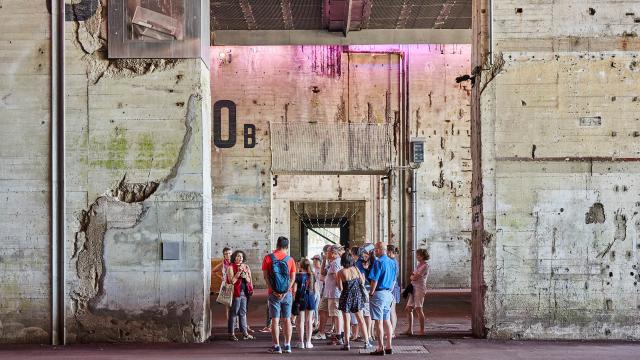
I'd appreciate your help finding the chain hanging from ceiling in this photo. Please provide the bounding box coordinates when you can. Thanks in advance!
[293,202,361,240]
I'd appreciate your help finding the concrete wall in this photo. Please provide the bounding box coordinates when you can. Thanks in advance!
[405,44,472,288]
[212,45,471,288]
[0,1,212,343]
[482,0,640,340]
[0,0,51,344]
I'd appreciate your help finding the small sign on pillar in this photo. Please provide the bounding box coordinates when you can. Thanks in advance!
[108,0,209,63]
[410,137,425,164]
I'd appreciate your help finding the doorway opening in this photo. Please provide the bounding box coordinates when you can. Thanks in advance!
[288,200,367,259]
[304,225,343,258]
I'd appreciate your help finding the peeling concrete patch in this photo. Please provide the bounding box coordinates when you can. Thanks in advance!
[585,202,605,224]
[70,197,144,319]
[112,176,158,203]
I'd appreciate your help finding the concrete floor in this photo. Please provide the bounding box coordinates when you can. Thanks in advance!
[2,291,637,359]
[211,289,473,335]
[1,338,639,360]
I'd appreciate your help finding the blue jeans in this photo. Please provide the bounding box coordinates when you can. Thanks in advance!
[268,292,293,319]
[228,295,248,334]
[370,290,393,321]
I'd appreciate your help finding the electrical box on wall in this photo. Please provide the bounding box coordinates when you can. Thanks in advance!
[162,241,180,260]
[410,137,425,163]
[108,0,209,63]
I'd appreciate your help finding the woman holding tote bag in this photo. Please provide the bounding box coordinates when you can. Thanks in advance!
[226,250,254,341]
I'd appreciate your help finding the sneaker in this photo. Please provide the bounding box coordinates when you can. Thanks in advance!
[296,342,306,349]
[364,341,374,350]
[282,344,292,354]
[312,333,326,340]
[305,341,314,349]
[269,345,282,354]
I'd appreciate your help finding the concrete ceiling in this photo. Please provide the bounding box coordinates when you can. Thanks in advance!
[211,0,472,32]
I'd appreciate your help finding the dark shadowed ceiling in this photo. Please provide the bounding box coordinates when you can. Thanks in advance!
[211,0,472,32]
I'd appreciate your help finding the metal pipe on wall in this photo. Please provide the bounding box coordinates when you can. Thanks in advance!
[411,168,417,269]
[404,48,411,283]
[50,0,65,346]
[397,51,405,286]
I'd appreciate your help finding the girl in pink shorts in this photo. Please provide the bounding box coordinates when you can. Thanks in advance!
[404,249,430,336]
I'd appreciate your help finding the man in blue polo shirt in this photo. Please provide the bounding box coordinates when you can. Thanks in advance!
[367,242,397,355]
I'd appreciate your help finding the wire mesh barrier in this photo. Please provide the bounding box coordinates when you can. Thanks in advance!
[270,122,392,174]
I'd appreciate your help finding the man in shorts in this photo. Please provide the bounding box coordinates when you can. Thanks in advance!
[262,236,297,354]
[368,242,397,355]
[312,245,331,340]
[322,245,344,345]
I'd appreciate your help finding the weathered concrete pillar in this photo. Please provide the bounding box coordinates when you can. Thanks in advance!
[481,0,640,340]
[62,2,212,340]
[0,0,212,343]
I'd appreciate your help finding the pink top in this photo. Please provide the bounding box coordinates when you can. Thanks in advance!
[410,261,429,291]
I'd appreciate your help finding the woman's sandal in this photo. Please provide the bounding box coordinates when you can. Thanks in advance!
[243,334,255,340]
[229,334,239,341]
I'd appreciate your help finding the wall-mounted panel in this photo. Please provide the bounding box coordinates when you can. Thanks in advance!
[108,0,209,62]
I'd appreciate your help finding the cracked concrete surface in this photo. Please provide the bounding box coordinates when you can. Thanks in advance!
[68,94,204,343]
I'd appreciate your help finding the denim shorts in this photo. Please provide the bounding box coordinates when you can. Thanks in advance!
[370,290,393,321]
[392,284,401,303]
[268,292,293,319]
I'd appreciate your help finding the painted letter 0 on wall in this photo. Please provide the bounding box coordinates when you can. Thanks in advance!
[213,100,237,148]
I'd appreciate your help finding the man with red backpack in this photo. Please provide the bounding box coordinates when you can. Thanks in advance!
[262,236,297,354]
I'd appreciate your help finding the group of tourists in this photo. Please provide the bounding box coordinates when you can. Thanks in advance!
[215,236,430,355]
